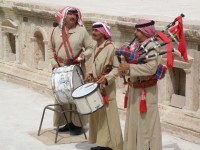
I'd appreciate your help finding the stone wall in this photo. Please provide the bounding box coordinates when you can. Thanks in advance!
[0,1,200,144]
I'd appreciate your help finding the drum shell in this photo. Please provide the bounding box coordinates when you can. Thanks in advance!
[73,88,104,115]
[51,65,84,105]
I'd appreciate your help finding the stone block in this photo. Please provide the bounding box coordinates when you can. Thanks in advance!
[170,94,186,108]
[37,60,45,70]
[8,53,16,61]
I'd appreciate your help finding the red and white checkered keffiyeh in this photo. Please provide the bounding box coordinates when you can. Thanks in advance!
[55,6,83,28]
[92,21,112,40]
[135,20,156,38]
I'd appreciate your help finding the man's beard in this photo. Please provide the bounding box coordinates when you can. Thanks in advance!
[65,18,77,27]
[92,35,97,41]
[136,36,142,43]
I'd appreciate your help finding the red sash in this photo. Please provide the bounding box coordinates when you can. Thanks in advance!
[50,27,82,65]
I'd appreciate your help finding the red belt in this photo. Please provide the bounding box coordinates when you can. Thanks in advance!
[124,77,158,113]
[57,49,83,65]
[128,79,157,113]
[130,79,157,89]
[57,57,80,65]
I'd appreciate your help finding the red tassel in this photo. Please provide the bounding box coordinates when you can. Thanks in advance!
[124,92,128,108]
[100,88,109,105]
[140,89,147,113]
[140,99,147,113]
[103,95,109,105]
[124,86,129,108]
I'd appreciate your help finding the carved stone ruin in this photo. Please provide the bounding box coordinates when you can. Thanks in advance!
[0,1,200,144]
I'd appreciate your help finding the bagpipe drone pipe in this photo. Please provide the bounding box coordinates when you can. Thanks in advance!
[115,14,188,69]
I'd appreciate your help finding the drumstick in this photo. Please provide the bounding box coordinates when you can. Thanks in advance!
[85,82,99,88]
[112,65,119,68]
[76,68,84,84]
[85,66,118,88]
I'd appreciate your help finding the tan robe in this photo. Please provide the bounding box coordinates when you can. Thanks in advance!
[89,40,123,150]
[48,25,94,127]
[123,42,162,150]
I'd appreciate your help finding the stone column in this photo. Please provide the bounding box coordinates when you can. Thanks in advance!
[158,72,170,105]
[43,40,49,71]
[2,32,8,61]
[183,69,193,110]
[14,34,20,63]
[20,22,26,66]
[30,37,36,68]
[196,53,200,114]
[162,69,175,105]
[197,76,200,114]
[0,28,3,59]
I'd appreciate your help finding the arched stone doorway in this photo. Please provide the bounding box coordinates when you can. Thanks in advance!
[7,33,16,54]
[159,53,194,109]
[166,67,186,109]
[33,31,45,70]
[31,26,48,70]
[171,67,186,96]
[1,19,19,62]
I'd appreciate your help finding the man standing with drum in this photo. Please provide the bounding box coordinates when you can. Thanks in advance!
[86,21,123,150]
[48,6,94,134]
[118,20,162,150]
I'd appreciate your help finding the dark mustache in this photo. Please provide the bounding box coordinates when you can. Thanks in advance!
[70,18,76,21]
[92,33,97,37]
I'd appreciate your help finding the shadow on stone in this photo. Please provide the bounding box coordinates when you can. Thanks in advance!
[163,143,181,150]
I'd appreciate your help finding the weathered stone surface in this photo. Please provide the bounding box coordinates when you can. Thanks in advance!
[0,0,200,144]
[160,104,200,144]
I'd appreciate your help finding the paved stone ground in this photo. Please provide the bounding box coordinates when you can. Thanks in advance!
[0,79,200,150]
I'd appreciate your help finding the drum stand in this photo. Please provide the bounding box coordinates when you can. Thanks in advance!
[37,104,87,143]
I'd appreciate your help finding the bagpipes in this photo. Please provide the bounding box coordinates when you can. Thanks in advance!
[118,14,189,111]
[116,14,188,69]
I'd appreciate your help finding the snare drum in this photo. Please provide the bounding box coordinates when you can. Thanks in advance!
[52,65,84,105]
[72,83,104,115]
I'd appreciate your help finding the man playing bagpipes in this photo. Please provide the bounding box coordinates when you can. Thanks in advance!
[85,21,123,150]
[117,14,188,150]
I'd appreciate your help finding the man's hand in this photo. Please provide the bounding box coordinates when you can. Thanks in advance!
[52,64,59,70]
[118,62,130,77]
[85,74,95,82]
[97,76,107,85]
[77,52,85,62]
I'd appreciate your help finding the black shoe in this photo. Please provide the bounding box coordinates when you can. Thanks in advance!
[58,123,72,132]
[99,147,112,150]
[90,146,100,150]
[71,126,83,135]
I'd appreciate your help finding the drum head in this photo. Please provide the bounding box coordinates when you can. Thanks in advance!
[72,83,98,98]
